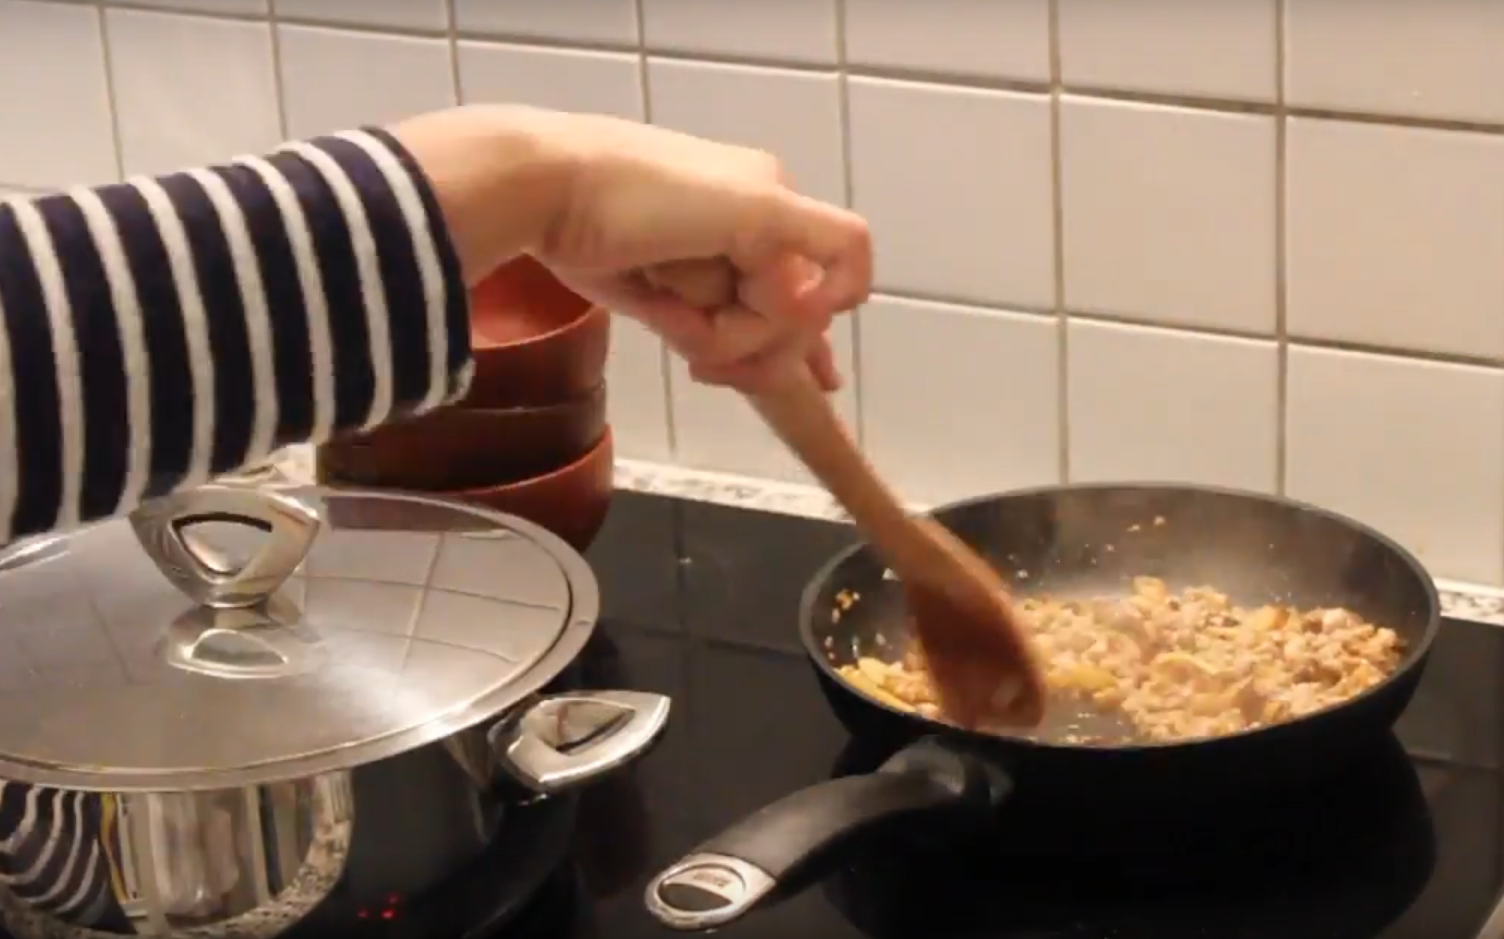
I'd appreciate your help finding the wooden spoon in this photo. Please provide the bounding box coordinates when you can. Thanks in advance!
[644,259,1046,729]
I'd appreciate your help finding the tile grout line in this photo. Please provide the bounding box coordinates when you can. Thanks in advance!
[1047,0,1069,485]
[51,0,1504,573]
[272,443,1504,616]
[51,1,1504,599]
[631,0,678,462]
[66,1,1504,137]
[93,1,128,183]
[834,0,864,449]
[444,0,462,105]
[266,0,289,140]
[1274,0,1289,497]
[845,286,1504,371]
[8,48,1490,394]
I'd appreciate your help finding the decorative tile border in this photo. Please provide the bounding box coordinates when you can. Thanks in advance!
[263,446,1504,626]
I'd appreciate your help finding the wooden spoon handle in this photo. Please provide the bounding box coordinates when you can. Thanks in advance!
[643,260,920,568]
[646,259,1046,729]
[749,365,918,549]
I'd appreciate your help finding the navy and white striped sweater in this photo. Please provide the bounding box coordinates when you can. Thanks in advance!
[0,127,474,925]
[0,126,472,543]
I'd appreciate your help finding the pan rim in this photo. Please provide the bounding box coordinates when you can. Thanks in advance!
[797,480,1442,753]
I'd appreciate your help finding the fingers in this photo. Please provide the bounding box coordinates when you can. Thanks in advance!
[594,272,721,362]
[661,180,870,321]
[648,257,814,371]
[806,338,841,393]
[688,330,803,393]
[644,260,780,368]
[654,254,826,336]
[688,330,843,395]
[731,188,874,315]
[644,259,735,308]
[734,255,831,362]
[642,256,847,394]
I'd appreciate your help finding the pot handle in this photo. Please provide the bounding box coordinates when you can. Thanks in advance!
[489,690,672,795]
[162,602,326,679]
[643,738,1011,931]
[130,483,320,609]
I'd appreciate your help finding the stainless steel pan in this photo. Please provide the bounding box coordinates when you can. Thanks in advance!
[0,483,670,938]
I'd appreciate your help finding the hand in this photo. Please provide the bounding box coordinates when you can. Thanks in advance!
[392,106,872,393]
[535,112,870,393]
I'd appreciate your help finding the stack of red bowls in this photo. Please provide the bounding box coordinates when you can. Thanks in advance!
[318,256,614,550]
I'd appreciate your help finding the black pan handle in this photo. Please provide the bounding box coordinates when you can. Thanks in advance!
[643,737,1012,931]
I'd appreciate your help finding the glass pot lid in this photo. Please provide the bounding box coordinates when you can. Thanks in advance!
[0,483,599,791]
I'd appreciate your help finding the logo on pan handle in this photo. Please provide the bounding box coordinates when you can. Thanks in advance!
[644,854,776,931]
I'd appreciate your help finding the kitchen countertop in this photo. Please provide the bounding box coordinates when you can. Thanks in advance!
[264,445,1504,627]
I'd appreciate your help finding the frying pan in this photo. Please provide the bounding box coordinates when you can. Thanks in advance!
[644,483,1440,931]
[818,729,1435,938]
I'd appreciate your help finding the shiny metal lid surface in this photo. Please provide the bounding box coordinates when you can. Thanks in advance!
[0,484,598,791]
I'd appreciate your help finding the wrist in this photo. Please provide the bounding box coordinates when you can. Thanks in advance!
[388,105,577,286]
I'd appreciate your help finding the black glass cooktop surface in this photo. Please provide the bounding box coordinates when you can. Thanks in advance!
[225,490,1504,939]
[523,490,1504,939]
[450,490,1504,939]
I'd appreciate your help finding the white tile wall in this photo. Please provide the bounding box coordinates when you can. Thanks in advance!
[847,78,1054,308]
[1285,347,1504,585]
[105,8,280,176]
[843,0,1050,82]
[860,297,1060,504]
[457,43,643,118]
[455,0,638,47]
[1058,97,1277,333]
[1057,0,1278,102]
[1285,118,1504,359]
[278,26,456,139]
[136,0,269,15]
[275,0,446,32]
[0,0,117,188]
[1067,320,1280,492]
[640,0,838,65]
[0,1,1502,586]
[1284,0,1504,125]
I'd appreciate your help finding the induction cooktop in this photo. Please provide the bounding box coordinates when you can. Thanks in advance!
[547,490,1504,939]
[131,489,1504,939]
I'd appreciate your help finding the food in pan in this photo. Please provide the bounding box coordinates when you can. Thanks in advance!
[835,576,1405,744]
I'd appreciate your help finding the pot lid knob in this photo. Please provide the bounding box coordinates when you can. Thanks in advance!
[129,483,321,610]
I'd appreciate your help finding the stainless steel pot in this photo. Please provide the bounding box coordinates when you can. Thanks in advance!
[0,484,669,938]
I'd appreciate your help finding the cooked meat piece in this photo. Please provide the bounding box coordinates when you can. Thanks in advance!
[835,577,1404,744]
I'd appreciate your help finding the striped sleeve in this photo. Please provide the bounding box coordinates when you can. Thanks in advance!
[0,783,127,931]
[0,127,473,542]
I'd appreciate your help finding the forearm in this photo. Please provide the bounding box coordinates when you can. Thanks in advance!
[388,104,574,286]
[0,126,485,542]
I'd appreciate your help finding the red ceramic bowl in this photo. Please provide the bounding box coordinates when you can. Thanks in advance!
[447,427,615,551]
[467,256,611,408]
[317,385,607,492]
